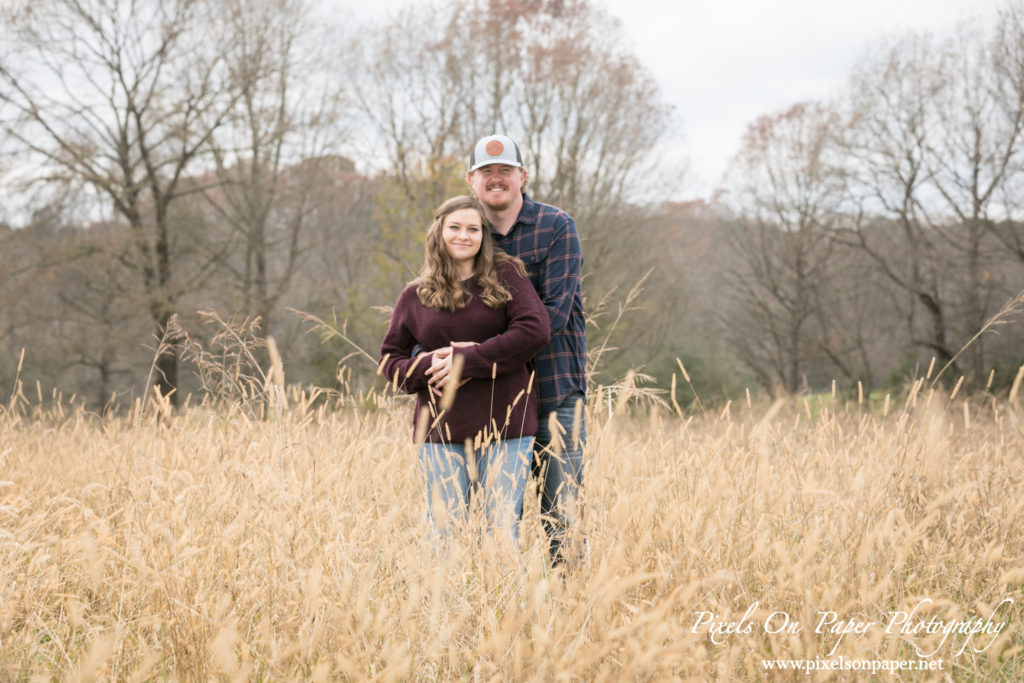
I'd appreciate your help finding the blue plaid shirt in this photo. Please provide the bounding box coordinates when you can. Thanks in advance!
[492,195,586,412]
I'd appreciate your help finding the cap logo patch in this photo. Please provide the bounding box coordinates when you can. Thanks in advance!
[485,140,504,156]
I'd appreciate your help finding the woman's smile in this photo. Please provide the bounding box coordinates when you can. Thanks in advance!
[442,207,484,272]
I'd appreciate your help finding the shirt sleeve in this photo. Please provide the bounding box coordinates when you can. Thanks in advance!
[456,265,551,379]
[379,290,434,393]
[538,213,582,333]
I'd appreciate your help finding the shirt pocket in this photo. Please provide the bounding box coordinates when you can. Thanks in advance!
[517,246,547,291]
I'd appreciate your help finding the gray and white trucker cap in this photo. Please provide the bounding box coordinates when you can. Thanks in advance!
[469,135,523,171]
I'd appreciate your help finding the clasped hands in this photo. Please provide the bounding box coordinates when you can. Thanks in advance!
[425,341,477,396]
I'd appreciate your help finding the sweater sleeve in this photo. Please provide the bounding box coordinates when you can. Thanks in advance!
[379,289,434,393]
[455,264,551,379]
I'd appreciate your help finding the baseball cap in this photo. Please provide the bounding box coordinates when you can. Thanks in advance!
[469,134,523,171]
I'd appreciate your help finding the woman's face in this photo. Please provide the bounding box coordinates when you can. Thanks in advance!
[442,207,484,269]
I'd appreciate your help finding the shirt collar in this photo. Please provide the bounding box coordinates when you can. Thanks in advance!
[490,194,537,238]
[517,194,539,225]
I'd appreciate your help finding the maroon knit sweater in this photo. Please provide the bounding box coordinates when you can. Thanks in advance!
[380,261,550,443]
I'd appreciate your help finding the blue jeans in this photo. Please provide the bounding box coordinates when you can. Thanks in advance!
[418,436,533,542]
[533,392,586,565]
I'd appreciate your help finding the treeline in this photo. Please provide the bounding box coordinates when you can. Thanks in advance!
[0,0,1022,411]
[718,10,1024,396]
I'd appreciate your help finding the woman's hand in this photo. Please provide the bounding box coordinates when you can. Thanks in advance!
[426,342,477,395]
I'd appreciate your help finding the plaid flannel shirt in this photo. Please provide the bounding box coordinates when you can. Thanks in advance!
[492,195,587,412]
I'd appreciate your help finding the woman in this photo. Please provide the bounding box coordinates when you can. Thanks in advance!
[380,195,550,541]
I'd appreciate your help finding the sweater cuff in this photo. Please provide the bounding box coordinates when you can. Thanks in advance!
[454,346,496,378]
[403,351,434,389]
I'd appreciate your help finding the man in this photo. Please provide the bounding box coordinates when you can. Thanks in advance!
[430,133,587,565]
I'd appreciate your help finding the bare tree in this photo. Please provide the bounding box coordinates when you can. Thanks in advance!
[0,205,149,409]
[924,20,1024,379]
[497,1,671,229]
[990,1,1024,274]
[47,221,149,408]
[346,0,674,285]
[835,33,965,375]
[0,0,241,404]
[721,102,847,394]
[203,0,350,340]
[836,25,1024,384]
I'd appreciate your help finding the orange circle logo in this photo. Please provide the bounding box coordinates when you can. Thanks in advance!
[485,140,504,156]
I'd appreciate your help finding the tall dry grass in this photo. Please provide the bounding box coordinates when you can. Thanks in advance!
[1,381,1023,680]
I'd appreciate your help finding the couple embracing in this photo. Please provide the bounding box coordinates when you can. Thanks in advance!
[379,134,587,566]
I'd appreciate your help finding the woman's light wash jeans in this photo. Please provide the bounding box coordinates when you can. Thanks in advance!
[419,436,533,542]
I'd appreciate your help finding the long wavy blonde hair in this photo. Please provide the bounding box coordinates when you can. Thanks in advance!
[416,195,527,312]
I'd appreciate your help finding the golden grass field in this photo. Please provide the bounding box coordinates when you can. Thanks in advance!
[1,382,1023,681]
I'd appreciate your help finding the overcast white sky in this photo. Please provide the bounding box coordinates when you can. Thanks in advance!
[351,0,1007,199]
[602,0,1006,197]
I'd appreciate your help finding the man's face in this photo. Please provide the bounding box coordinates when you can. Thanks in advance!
[467,163,527,211]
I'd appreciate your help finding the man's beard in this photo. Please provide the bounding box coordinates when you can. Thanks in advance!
[479,189,516,211]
